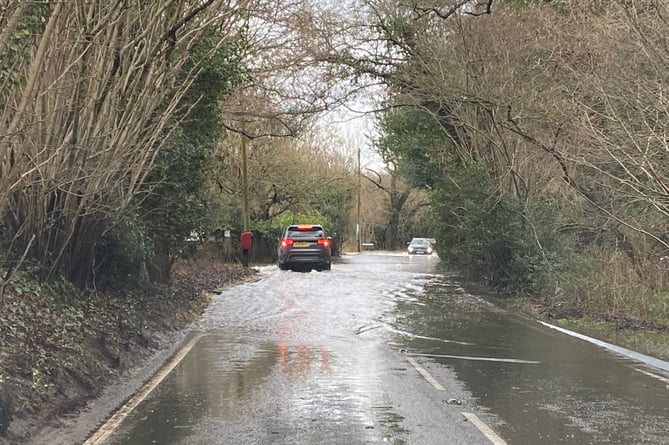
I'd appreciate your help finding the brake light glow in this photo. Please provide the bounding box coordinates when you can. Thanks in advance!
[296,224,314,230]
[317,239,330,247]
[280,238,293,248]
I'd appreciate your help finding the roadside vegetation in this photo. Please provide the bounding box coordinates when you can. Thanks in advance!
[1,0,669,442]
[0,1,355,441]
[361,0,669,328]
[0,258,257,443]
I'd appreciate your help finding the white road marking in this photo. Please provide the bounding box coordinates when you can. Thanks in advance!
[405,355,508,444]
[389,327,475,345]
[407,352,540,364]
[539,321,669,373]
[406,356,445,390]
[462,412,508,445]
[633,366,669,386]
[83,333,205,445]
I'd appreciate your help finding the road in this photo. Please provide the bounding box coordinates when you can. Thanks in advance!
[88,252,669,444]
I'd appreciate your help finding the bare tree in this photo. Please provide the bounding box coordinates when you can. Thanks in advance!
[0,0,254,282]
[374,0,669,296]
[364,166,412,249]
[212,120,355,226]
[218,0,380,140]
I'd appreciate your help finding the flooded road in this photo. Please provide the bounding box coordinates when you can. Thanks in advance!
[98,253,669,444]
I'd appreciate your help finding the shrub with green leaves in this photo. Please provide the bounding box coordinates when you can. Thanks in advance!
[432,162,585,295]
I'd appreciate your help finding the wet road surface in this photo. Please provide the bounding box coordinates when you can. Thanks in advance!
[98,253,669,444]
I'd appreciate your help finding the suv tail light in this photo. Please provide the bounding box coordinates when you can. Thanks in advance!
[280,238,293,248]
[317,239,330,247]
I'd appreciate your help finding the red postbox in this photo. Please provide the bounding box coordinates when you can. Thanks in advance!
[240,231,252,250]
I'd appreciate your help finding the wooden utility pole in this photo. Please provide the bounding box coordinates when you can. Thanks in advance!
[241,129,250,267]
[357,145,361,253]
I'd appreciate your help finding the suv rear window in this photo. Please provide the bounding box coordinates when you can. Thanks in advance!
[285,225,325,238]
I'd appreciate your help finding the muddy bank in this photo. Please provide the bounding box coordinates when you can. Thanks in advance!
[0,261,257,445]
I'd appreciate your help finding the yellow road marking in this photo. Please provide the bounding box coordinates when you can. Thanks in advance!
[406,356,445,391]
[462,412,508,445]
[83,333,204,445]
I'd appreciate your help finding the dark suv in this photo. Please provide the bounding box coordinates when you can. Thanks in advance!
[278,224,332,271]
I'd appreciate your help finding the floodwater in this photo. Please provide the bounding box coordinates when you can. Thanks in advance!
[102,252,669,445]
[389,276,669,444]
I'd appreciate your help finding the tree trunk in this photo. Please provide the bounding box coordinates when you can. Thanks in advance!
[387,175,411,250]
[149,238,171,284]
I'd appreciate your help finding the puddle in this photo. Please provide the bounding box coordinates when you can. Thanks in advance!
[105,330,411,444]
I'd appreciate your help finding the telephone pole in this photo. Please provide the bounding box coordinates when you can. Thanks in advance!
[356,145,361,253]
[241,128,250,267]
[241,131,250,233]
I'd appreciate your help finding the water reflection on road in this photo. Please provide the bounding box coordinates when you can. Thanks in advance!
[104,252,669,445]
[390,275,669,444]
